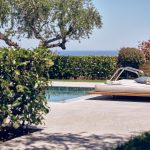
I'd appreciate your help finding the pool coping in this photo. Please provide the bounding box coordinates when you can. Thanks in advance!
[50,81,97,88]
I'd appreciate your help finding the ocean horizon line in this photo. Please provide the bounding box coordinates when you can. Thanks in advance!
[52,50,118,56]
[52,49,118,51]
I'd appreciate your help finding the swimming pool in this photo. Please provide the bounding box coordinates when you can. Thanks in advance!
[46,86,94,102]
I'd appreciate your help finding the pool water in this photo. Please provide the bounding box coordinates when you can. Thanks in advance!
[46,86,94,102]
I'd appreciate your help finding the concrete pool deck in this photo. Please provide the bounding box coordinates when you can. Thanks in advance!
[1,81,150,150]
[51,81,97,88]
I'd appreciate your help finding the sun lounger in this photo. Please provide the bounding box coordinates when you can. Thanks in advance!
[88,67,150,97]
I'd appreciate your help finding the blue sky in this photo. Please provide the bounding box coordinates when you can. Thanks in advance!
[67,0,150,51]
[0,0,150,51]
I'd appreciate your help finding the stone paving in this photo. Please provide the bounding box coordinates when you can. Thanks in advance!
[1,82,150,150]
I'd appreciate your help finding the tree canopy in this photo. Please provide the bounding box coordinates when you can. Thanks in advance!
[0,0,102,49]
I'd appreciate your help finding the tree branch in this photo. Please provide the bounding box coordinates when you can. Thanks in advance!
[45,35,62,44]
[36,25,73,49]
[46,37,67,49]
[45,26,73,45]
[31,26,46,42]
[0,32,20,48]
[45,43,61,48]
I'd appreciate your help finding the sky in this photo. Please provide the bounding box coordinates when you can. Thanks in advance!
[67,0,150,51]
[0,0,150,51]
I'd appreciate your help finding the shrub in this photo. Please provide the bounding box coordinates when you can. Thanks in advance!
[138,39,150,61]
[115,132,150,150]
[0,48,53,131]
[49,56,117,80]
[117,47,145,68]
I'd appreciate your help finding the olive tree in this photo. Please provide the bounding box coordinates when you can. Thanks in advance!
[0,0,102,49]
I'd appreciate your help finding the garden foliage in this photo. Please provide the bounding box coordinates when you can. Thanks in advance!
[0,48,53,131]
[138,39,150,61]
[116,132,150,150]
[49,56,116,80]
[117,47,145,68]
[0,0,102,49]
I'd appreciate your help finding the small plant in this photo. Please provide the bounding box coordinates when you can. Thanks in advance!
[117,47,146,68]
[138,39,150,61]
[115,132,150,150]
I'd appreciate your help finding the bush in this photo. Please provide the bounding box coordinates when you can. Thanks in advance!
[117,47,145,68]
[0,48,53,131]
[115,132,150,150]
[49,56,117,80]
[138,39,150,61]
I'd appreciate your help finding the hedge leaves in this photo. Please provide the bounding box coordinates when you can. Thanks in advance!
[0,48,53,130]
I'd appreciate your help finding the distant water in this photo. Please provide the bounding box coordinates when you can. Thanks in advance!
[53,50,118,56]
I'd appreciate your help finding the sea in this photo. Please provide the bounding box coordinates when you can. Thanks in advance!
[52,50,118,56]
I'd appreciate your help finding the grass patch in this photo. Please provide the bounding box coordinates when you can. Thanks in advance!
[51,79,105,82]
[115,132,150,150]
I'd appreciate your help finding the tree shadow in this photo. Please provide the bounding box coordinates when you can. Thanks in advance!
[87,95,150,103]
[0,126,42,143]
[0,132,130,150]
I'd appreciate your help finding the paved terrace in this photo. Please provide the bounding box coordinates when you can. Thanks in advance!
[1,82,150,150]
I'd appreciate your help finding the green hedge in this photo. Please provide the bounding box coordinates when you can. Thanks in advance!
[49,56,117,80]
[0,48,53,131]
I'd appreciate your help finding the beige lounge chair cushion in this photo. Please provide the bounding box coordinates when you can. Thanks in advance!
[95,79,150,94]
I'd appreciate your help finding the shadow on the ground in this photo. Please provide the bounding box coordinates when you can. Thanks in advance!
[87,95,150,103]
[0,127,42,143]
[0,132,129,150]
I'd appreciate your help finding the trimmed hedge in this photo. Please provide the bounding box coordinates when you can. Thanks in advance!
[49,56,117,80]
